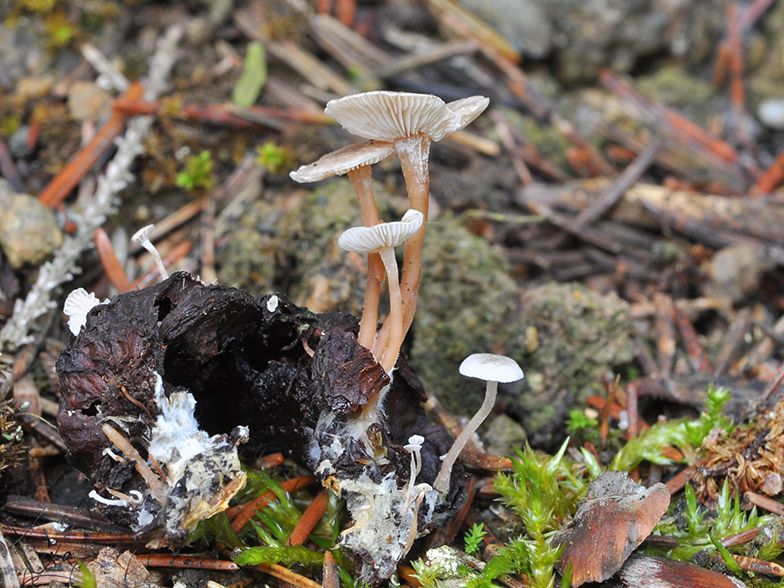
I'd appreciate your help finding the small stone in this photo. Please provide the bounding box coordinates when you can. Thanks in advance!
[705,243,773,303]
[0,180,63,269]
[483,414,527,458]
[67,81,112,121]
[16,75,55,100]
[758,98,784,130]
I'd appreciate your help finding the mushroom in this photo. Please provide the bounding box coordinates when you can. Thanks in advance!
[63,288,109,336]
[337,209,424,374]
[290,141,395,349]
[433,353,524,495]
[131,224,169,280]
[325,91,489,336]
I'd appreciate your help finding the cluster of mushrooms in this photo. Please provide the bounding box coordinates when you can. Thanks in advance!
[59,90,526,583]
[289,91,524,577]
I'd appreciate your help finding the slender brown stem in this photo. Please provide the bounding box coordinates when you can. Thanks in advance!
[347,166,384,350]
[375,137,430,353]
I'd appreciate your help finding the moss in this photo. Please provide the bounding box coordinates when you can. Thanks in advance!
[637,65,716,110]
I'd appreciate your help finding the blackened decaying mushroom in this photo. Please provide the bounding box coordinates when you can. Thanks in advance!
[57,272,465,576]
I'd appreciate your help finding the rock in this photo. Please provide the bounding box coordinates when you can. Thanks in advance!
[483,414,527,458]
[67,81,112,121]
[538,0,729,84]
[512,283,635,447]
[0,180,62,269]
[705,243,773,303]
[757,98,784,129]
[411,213,522,416]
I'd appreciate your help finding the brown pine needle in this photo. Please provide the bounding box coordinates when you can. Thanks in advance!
[286,489,330,546]
[135,554,239,571]
[254,562,323,588]
[230,475,317,533]
[94,228,133,292]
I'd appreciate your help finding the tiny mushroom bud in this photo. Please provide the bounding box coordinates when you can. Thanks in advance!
[325,91,490,336]
[131,224,168,280]
[338,209,423,374]
[433,353,524,495]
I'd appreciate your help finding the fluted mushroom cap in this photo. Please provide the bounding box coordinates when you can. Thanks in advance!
[338,209,424,253]
[289,140,395,183]
[325,91,490,143]
[459,353,524,383]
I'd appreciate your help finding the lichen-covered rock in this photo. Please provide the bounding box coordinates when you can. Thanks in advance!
[0,180,62,269]
[513,283,635,447]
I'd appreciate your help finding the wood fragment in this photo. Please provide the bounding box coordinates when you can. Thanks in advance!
[664,465,696,495]
[376,40,478,79]
[38,83,145,208]
[655,293,676,377]
[713,308,752,374]
[732,554,784,576]
[3,496,119,530]
[573,139,660,227]
[0,136,24,193]
[745,490,784,515]
[135,554,239,571]
[721,528,759,547]
[253,562,323,588]
[1,525,136,544]
[761,363,784,400]
[673,306,713,373]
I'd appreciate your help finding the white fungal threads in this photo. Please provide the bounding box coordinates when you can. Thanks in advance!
[89,490,132,508]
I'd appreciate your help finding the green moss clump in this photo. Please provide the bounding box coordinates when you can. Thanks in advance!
[637,65,715,109]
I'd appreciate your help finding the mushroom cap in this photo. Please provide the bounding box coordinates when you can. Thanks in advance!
[63,288,109,336]
[338,209,423,253]
[131,224,155,244]
[459,353,524,383]
[289,140,395,183]
[446,96,491,129]
[325,91,489,143]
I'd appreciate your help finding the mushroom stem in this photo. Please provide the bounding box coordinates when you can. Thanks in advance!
[433,380,497,495]
[377,247,403,375]
[347,166,384,350]
[392,136,430,333]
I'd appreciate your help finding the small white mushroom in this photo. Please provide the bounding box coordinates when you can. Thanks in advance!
[338,209,424,374]
[131,224,169,280]
[433,353,524,495]
[63,288,109,336]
